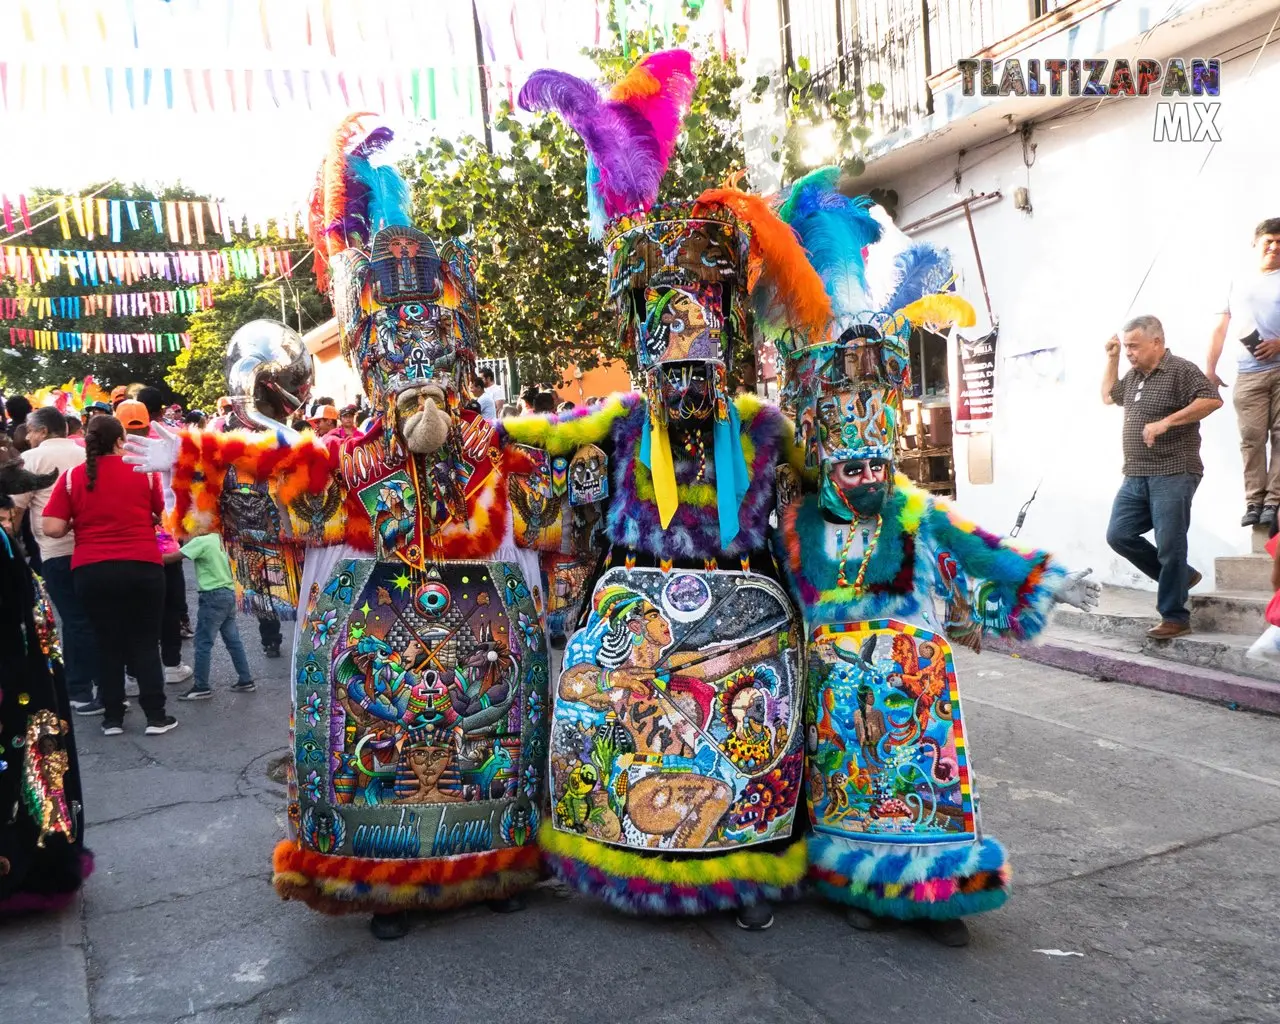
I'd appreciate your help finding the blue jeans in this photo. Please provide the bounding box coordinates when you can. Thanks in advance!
[193,587,253,689]
[40,555,99,703]
[1106,474,1201,624]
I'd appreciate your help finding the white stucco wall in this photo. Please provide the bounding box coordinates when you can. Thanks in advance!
[878,29,1280,589]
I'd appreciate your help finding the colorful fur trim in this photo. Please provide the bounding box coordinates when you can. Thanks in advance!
[607,394,788,559]
[777,477,1066,642]
[271,840,542,916]
[169,427,343,542]
[539,823,806,915]
[808,831,1009,920]
[920,496,1066,642]
[497,392,641,454]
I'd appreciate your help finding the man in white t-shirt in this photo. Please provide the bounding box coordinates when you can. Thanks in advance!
[11,406,102,713]
[1206,218,1280,527]
[480,366,507,416]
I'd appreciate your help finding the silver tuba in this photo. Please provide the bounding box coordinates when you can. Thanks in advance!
[225,320,314,436]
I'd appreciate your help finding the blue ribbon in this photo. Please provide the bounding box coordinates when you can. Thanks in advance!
[713,399,749,546]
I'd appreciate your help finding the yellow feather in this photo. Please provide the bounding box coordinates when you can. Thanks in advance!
[896,294,977,329]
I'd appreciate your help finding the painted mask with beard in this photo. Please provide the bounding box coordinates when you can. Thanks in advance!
[819,457,891,521]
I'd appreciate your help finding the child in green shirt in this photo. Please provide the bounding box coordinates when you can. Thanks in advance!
[178,533,255,699]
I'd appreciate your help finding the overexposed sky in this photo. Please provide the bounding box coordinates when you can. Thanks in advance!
[0,0,631,216]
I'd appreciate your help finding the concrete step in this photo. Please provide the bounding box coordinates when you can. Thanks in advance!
[1056,585,1271,638]
[1189,590,1270,635]
[989,627,1280,715]
[1216,554,1274,592]
[1249,523,1272,555]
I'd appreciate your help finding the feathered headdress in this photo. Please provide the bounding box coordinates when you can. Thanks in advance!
[767,167,978,469]
[518,49,696,239]
[307,114,413,293]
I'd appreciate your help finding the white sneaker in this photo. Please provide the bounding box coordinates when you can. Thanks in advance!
[165,664,194,684]
[125,676,140,697]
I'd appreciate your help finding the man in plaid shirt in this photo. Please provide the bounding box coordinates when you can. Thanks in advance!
[1103,315,1223,639]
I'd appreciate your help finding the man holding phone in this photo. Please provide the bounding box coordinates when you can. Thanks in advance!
[1206,218,1280,527]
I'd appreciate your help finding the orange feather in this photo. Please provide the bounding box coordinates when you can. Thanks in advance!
[695,188,832,339]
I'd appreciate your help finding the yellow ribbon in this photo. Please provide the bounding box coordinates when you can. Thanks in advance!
[650,414,679,529]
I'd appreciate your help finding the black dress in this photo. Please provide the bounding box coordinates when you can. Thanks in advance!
[0,528,91,915]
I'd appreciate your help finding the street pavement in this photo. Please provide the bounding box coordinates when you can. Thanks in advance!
[3,593,1279,1024]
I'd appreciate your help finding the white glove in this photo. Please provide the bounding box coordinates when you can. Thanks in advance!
[1055,568,1100,612]
[122,421,181,474]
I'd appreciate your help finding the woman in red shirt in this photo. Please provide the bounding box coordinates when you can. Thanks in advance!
[43,416,177,737]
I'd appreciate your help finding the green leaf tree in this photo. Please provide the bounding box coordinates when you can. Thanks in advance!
[767,54,882,185]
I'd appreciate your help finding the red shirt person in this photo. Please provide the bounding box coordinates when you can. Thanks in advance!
[43,415,177,736]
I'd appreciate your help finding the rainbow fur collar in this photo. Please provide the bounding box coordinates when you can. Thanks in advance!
[777,479,926,622]
[777,476,1065,641]
[610,393,790,559]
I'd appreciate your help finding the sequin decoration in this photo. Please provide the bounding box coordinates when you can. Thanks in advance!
[21,710,75,848]
[17,694,29,706]
[31,575,64,663]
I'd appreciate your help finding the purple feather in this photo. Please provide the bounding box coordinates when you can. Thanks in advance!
[350,125,396,160]
[520,69,664,215]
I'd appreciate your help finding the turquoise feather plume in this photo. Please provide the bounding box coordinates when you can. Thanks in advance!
[776,167,883,317]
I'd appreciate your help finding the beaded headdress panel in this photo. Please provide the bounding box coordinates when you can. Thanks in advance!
[763,167,974,472]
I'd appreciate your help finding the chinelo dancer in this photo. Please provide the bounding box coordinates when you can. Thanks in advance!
[505,49,832,930]
[123,116,551,941]
[757,169,1101,946]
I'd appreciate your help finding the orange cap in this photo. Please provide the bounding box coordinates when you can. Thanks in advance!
[308,404,339,422]
[111,385,129,404]
[115,399,150,430]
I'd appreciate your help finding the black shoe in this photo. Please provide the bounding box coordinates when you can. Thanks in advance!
[489,894,526,914]
[1262,505,1279,528]
[230,680,257,693]
[1243,504,1262,527]
[922,918,971,946]
[102,719,124,736]
[369,911,410,940]
[264,644,281,659]
[846,907,892,931]
[736,901,774,931]
[144,716,179,735]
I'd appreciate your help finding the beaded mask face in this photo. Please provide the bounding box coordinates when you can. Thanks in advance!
[779,313,912,521]
[329,225,479,438]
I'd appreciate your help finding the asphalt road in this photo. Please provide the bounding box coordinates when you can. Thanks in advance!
[3,595,1279,1024]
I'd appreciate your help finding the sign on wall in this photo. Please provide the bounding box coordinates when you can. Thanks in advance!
[955,327,999,432]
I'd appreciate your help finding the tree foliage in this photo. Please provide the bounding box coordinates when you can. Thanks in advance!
[759,55,882,186]
[409,29,748,390]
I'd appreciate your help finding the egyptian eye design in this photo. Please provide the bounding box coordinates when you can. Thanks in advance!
[415,581,451,617]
